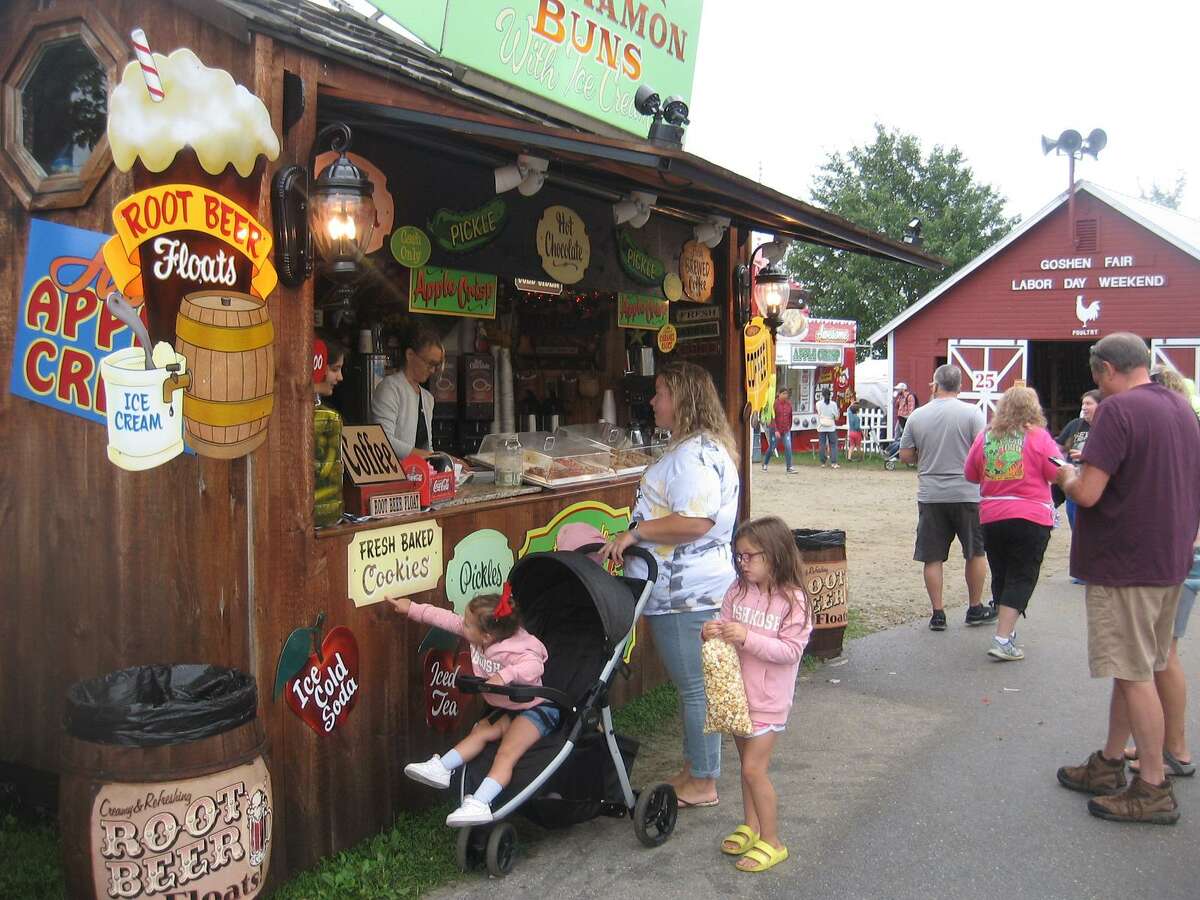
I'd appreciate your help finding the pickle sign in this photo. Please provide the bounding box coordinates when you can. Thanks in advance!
[445,529,515,614]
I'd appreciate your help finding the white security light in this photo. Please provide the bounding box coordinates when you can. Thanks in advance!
[495,154,549,196]
[613,191,657,228]
[693,215,730,248]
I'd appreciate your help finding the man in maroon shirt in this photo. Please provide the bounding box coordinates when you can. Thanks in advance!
[1055,333,1200,824]
[762,387,796,474]
[894,382,917,435]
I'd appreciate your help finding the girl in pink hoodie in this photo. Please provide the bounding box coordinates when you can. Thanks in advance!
[389,587,550,827]
[702,516,812,873]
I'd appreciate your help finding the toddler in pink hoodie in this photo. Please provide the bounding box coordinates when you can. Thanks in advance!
[702,516,812,874]
[389,587,550,827]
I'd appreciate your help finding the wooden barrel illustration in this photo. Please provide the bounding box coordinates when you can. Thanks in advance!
[59,665,273,899]
[175,291,275,459]
[793,529,848,659]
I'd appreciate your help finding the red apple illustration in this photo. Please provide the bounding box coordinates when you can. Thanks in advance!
[424,644,472,733]
[284,625,361,735]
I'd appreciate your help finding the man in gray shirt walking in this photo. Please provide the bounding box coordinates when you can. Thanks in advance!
[899,364,996,631]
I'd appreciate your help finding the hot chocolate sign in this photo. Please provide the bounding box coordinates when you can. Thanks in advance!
[98,36,281,470]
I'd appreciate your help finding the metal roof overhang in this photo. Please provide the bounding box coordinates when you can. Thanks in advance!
[322,96,945,270]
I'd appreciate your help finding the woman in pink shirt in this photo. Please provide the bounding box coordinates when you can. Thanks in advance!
[702,516,812,873]
[964,386,1061,661]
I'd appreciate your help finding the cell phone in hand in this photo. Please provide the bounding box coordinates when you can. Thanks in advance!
[1049,456,1069,468]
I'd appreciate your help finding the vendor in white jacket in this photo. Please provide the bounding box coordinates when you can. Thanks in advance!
[372,327,444,459]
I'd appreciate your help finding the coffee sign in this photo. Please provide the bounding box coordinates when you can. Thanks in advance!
[427,198,507,253]
[348,519,444,607]
[679,239,714,302]
[341,424,403,485]
[536,205,590,284]
[409,266,497,319]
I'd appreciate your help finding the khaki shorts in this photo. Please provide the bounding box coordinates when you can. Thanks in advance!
[1085,584,1182,682]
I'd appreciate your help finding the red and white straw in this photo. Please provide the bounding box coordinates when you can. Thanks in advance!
[130,28,164,102]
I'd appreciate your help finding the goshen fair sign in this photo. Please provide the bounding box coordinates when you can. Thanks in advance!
[438,0,703,136]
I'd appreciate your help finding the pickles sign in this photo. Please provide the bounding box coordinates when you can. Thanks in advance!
[427,199,507,253]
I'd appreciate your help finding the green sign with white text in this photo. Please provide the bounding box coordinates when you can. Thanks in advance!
[436,0,703,135]
[789,345,843,366]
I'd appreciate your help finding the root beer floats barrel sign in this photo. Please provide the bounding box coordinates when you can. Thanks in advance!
[99,41,280,470]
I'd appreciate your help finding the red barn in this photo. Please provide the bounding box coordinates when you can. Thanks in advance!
[871,181,1200,433]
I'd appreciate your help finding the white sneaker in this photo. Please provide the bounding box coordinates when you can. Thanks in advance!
[446,795,494,827]
[404,755,451,789]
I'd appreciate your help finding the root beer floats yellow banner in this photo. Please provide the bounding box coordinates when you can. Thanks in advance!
[99,44,281,470]
[102,184,278,303]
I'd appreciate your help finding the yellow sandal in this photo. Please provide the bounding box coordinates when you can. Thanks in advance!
[736,839,789,872]
[720,825,759,855]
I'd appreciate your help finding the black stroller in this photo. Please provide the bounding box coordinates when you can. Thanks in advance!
[450,543,677,877]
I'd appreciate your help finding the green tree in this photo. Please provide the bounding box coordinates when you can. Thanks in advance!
[1140,174,1186,210]
[785,124,1018,346]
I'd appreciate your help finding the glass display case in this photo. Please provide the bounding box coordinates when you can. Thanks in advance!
[471,431,615,487]
[556,422,666,475]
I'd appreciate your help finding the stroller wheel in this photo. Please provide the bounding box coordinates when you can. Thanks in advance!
[633,783,678,847]
[455,826,483,873]
[485,822,518,877]
[884,457,897,471]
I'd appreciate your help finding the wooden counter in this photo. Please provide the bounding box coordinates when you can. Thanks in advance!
[277,474,666,867]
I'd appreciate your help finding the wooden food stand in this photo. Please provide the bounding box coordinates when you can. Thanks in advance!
[0,0,939,891]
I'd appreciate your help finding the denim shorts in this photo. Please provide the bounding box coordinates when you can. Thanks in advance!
[517,704,561,737]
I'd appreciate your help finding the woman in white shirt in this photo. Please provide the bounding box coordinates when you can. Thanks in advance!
[816,388,840,468]
[372,328,444,460]
[599,361,741,809]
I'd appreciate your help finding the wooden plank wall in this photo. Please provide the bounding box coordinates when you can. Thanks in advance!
[0,0,254,777]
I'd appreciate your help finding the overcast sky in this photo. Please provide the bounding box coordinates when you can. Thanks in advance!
[685,0,1199,223]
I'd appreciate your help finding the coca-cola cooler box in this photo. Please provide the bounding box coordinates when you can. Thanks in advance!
[401,452,457,506]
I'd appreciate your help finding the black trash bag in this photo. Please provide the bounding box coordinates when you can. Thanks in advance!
[793,528,846,550]
[65,664,257,748]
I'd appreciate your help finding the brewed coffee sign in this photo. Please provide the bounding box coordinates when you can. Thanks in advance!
[409,266,498,319]
[349,519,444,607]
[536,205,590,284]
[679,240,714,302]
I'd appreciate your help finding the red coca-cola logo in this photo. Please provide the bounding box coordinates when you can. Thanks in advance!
[432,474,452,493]
[424,646,472,733]
[285,626,361,735]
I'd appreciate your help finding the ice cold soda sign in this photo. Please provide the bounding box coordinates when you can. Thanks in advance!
[91,758,271,899]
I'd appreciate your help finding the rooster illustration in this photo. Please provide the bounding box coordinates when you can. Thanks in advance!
[1076,294,1101,326]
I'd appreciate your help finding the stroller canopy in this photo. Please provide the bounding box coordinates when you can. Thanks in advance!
[510,551,641,651]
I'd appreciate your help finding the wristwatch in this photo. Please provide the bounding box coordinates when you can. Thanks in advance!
[626,519,641,542]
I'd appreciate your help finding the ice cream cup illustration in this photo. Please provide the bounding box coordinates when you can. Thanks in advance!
[100,342,191,471]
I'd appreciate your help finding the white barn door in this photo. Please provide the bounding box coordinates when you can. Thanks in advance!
[1151,339,1200,382]
[947,339,1029,418]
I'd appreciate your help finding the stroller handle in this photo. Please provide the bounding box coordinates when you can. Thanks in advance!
[574,541,658,585]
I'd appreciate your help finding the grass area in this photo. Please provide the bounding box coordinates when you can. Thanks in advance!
[844,606,875,641]
[0,813,65,900]
[611,681,679,736]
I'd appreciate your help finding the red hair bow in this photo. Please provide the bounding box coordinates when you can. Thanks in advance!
[494,583,514,619]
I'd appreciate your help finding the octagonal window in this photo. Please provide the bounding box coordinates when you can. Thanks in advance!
[20,38,107,178]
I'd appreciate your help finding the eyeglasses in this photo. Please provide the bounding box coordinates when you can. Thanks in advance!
[417,353,444,373]
[735,551,765,564]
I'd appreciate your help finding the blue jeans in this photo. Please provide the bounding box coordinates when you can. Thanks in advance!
[819,431,838,464]
[763,430,793,470]
[647,609,721,779]
[1065,499,1078,530]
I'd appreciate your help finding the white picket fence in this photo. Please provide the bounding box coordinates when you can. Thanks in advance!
[856,408,891,455]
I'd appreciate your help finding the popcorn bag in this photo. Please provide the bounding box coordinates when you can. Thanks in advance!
[701,638,753,736]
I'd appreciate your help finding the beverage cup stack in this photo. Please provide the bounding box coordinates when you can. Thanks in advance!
[601,388,617,425]
[499,347,515,433]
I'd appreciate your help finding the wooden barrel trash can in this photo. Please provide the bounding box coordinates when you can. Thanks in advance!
[794,529,848,659]
[175,290,275,460]
[59,664,273,900]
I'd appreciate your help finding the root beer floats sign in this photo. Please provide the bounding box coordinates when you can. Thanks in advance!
[99,44,281,469]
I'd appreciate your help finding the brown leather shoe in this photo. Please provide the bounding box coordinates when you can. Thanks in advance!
[1057,750,1127,795]
[1087,776,1180,825]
